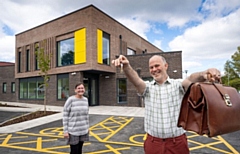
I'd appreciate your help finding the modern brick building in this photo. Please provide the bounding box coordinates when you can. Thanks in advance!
[13,5,182,107]
[0,62,16,102]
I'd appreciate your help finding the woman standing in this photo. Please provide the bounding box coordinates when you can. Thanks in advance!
[63,83,89,154]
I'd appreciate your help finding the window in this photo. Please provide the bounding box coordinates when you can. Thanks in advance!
[57,38,74,66]
[18,52,21,72]
[11,82,15,93]
[57,74,69,100]
[127,48,136,55]
[2,82,7,93]
[97,30,110,65]
[35,46,40,70]
[117,79,127,103]
[19,77,44,99]
[103,32,110,65]
[26,49,30,71]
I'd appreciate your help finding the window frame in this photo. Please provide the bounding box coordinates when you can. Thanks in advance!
[56,37,74,67]
[117,78,127,104]
[11,82,15,93]
[2,82,7,93]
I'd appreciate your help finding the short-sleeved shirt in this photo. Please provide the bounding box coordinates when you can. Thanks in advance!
[141,77,185,138]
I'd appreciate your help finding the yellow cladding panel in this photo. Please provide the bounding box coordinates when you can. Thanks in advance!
[97,29,103,64]
[74,28,86,64]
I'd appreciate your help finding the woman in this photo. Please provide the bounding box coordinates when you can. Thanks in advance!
[63,83,89,154]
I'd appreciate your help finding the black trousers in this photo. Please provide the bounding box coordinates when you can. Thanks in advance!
[70,141,84,154]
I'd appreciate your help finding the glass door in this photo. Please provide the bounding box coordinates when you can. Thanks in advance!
[83,74,99,106]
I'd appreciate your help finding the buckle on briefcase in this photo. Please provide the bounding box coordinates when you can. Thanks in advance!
[223,94,232,107]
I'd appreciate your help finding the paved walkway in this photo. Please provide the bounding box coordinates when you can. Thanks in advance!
[0,101,144,133]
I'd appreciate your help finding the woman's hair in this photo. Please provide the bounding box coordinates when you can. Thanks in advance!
[75,82,84,89]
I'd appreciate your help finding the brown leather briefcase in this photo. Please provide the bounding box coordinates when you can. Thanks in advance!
[177,82,240,137]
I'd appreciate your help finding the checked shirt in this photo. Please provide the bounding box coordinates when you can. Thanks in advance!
[142,77,186,138]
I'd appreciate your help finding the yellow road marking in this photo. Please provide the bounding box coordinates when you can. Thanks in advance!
[84,144,130,154]
[16,131,63,138]
[2,134,12,145]
[0,116,239,154]
[218,135,239,154]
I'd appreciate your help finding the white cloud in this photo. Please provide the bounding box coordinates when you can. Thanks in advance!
[0,35,15,62]
[168,7,240,73]
[117,17,150,40]
[152,40,162,49]
[0,0,239,77]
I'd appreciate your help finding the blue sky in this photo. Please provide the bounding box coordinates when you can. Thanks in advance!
[0,0,240,76]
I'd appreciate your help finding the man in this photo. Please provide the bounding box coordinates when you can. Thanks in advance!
[112,55,221,154]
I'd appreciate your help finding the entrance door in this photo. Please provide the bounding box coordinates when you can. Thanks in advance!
[83,74,99,106]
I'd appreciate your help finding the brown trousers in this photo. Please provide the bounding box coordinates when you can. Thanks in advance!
[144,134,189,154]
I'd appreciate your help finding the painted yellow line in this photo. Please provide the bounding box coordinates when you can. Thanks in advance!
[0,144,67,154]
[103,117,133,141]
[44,143,90,151]
[0,134,7,137]
[2,134,12,145]
[7,138,57,146]
[91,125,119,130]
[84,144,130,154]
[36,137,42,150]
[218,135,239,154]
[189,139,233,153]
[0,135,27,140]
[39,127,63,136]
[16,131,63,138]
[129,134,144,145]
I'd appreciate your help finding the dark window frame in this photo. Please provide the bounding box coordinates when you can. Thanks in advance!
[2,82,7,93]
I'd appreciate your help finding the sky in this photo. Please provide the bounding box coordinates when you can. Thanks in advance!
[0,0,240,76]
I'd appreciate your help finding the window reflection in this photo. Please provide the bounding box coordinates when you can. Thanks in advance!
[57,38,74,66]
[117,79,127,103]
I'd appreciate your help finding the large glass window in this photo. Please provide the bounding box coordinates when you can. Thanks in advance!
[57,38,74,67]
[2,82,7,93]
[117,79,127,103]
[103,32,110,65]
[11,82,15,93]
[57,74,69,100]
[19,77,44,99]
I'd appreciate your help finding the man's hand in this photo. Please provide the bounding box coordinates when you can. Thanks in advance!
[204,68,221,83]
[111,55,129,68]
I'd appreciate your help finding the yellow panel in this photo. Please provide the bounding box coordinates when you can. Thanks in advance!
[74,28,86,64]
[97,29,103,64]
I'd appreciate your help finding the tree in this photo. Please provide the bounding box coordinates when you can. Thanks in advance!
[35,40,52,114]
[222,46,240,91]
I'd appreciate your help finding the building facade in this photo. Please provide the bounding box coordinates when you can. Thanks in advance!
[0,62,16,102]
[14,5,182,107]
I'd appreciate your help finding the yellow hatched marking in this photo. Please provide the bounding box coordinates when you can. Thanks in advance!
[90,116,133,142]
[8,139,57,146]
[16,131,63,138]
[85,144,130,154]
[2,134,12,145]
[218,135,239,154]
[0,144,67,154]
[187,132,239,153]
[36,137,42,150]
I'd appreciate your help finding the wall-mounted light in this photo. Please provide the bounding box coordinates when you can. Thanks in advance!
[71,72,76,76]
[173,70,177,73]
[105,76,110,78]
